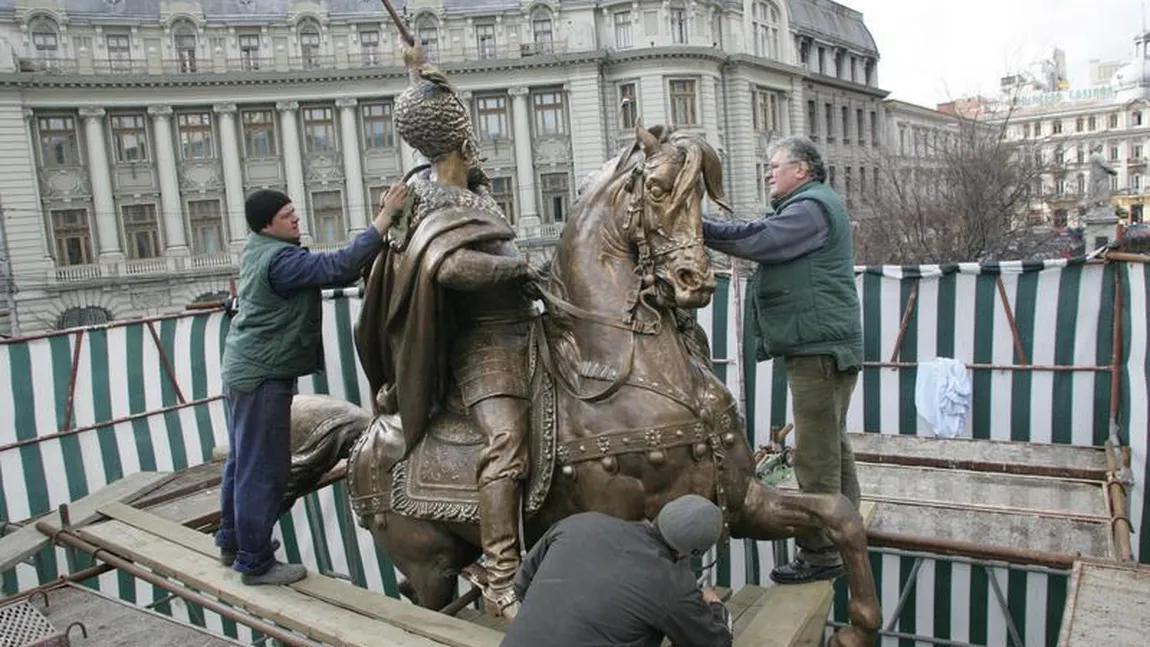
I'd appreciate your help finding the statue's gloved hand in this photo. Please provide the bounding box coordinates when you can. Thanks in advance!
[520,263,545,301]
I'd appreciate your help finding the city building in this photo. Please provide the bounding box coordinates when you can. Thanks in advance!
[968,32,1150,230]
[0,0,885,335]
[787,0,887,217]
[876,98,960,198]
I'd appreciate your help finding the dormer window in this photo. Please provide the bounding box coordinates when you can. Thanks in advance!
[298,19,321,69]
[532,8,554,54]
[171,19,197,73]
[416,14,439,61]
[29,16,59,67]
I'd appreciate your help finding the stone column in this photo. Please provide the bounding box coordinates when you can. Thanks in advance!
[213,103,248,247]
[78,106,122,259]
[276,100,310,240]
[147,105,189,254]
[336,98,368,231]
[509,85,539,230]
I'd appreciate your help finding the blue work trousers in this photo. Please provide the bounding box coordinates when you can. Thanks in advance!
[214,378,295,575]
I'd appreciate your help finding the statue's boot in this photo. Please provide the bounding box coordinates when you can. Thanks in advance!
[478,477,522,620]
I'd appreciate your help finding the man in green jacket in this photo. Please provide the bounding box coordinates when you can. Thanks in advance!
[216,184,406,585]
[702,136,863,585]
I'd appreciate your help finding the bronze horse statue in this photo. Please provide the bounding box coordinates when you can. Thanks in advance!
[284,125,880,647]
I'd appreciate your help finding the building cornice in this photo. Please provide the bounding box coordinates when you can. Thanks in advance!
[801,72,889,99]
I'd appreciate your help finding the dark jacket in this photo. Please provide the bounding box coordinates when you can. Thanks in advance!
[501,512,732,647]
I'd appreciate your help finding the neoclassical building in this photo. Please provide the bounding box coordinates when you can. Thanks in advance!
[0,0,884,334]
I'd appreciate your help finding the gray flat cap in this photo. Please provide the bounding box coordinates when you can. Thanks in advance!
[655,494,724,557]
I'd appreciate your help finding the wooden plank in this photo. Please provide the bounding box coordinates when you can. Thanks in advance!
[146,487,221,526]
[0,471,172,573]
[96,501,502,647]
[1057,559,1150,647]
[80,519,445,647]
[729,585,770,637]
[733,502,877,647]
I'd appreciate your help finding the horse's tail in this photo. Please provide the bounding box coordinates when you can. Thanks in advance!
[282,394,374,506]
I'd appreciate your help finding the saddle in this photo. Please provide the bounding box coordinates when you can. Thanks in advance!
[347,328,557,524]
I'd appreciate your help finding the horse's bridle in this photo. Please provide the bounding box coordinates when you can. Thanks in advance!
[531,154,707,406]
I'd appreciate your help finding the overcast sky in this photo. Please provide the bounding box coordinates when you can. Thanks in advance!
[841,0,1146,107]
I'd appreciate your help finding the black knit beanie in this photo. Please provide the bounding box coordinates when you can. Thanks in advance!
[245,189,292,232]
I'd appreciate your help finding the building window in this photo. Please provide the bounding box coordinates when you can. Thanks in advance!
[828,165,836,189]
[106,33,132,72]
[1109,113,1119,128]
[491,176,514,223]
[1076,173,1086,195]
[1052,119,1062,134]
[1075,117,1084,132]
[798,39,810,68]
[1076,147,1085,164]
[1023,123,1031,138]
[29,16,60,66]
[1134,144,1144,160]
[753,1,780,59]
[532,11,554,54]
[311,190,344,243]
[241,109,277,158]
[669,79,697,125]
[755,162,767,203]
[1033,122,1041,137]
[1056,180,1066,195]
[619,82,638,129]
[50,208,93,266]
[816,46,826,74]
[188,199,224,254]
[540,172,570,223]
[824,103,834,141]
[614,11,632,49]
[362,102,395,148]
[473,95,507,140]
[475,23,496,59]
[359,29,380,65]
[670,7,688,44]
[239,33,261,70]
[172,20,197,73]
[56,306,112,330]
[1134,111,1143,126]
[857,109,866,145]
[121,204,161,260]
[845,166,853,196]
[299,20,321,69]
[109,113,148,163]
[37,115,80,167]
[753,89,779,133]
[1111,145,1120,161]
[807,100,817,138]
[1055,148,1064,165]
[858,167,866,196]
[841,106,850,143]
[416,15,438,61]
[177,112,214,160]
[1135,174,1144,192]
[302,106,336,152]
[1088,115,1097,131]
[532,90,565,136]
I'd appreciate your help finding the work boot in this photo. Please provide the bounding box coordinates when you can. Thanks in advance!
[478,478,523,620]
[241,562,308,586]
[220,539,280,568]
[769,558,844,584]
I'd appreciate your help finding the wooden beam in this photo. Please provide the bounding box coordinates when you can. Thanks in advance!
[0,471,172,573]
[79,519,450,647]
[95,502,501,647]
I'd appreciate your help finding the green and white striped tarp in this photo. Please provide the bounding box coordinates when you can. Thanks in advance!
[1,260,1147,647]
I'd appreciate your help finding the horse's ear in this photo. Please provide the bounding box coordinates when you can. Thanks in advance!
[701,140,733,213]
[635,122,660,157]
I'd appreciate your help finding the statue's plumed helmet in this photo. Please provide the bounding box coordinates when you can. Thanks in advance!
[394,44,479,164]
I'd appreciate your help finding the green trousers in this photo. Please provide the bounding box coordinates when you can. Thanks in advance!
[785,354,861,567]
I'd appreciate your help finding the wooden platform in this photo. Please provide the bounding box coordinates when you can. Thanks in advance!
[75,503,503,647]
[1057,560,1150,647]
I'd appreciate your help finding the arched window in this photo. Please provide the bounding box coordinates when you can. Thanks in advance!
[298,19,322,69]
[55,305,113,331]
[752,1,780,60]
[171,19,197,73]
[415,14,439,61]
[28,16,60,65]
[531,7,553,54]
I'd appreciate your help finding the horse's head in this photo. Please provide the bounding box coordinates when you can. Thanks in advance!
[595,125,731,309]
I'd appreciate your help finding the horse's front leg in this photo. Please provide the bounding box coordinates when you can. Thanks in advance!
[730,478,880,647]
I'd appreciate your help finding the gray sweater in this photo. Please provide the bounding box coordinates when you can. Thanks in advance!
[501,512,732,647]
[702,198,830,264]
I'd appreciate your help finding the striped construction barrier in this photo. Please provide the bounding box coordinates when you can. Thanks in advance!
[1,259,1147,647]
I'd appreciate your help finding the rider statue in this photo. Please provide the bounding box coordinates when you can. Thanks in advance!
[354,43,538,619]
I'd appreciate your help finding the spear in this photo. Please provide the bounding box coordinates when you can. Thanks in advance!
[378,0,415,47]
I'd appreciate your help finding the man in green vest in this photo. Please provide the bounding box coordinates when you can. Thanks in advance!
[702,136,863,585]
[216,184,407,585]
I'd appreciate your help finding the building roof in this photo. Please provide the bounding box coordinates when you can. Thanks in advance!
[786,0,878,56]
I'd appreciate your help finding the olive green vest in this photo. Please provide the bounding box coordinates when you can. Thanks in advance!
[750,181,863,371]
[220,234,324,392]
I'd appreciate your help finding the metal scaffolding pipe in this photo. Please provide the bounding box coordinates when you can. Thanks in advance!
[869,545,1071,576]
[851,452,1107,482]
[36,523,321,647]
[867,530,1079,570]
[1104,439,1135,562]
[826,621,981,647]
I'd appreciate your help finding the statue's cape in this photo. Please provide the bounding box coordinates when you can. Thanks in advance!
[354,196,515,448]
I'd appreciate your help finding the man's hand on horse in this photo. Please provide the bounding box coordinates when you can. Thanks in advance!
[374,182,408,235]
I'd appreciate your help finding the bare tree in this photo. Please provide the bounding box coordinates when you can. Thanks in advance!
[856,103,1060,264]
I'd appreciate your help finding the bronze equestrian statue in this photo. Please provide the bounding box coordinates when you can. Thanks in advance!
[283,41,881,647]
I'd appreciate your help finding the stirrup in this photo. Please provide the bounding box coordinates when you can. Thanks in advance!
[462,564,520,620]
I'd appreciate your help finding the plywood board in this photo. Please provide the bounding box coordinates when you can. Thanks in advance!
[1057,559,1150,647]
[0,471,172,573]
[80,519,447,647]
[96,502,501,647]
